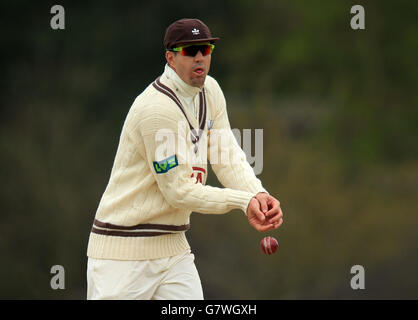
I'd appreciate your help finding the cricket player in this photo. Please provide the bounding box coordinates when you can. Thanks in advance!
[86,18,284,300]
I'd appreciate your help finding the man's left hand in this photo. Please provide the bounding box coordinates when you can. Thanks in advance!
[255,192,283,229]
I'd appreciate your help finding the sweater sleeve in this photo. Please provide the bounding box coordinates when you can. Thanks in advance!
[135,103,255,215]
[207,84,269,196]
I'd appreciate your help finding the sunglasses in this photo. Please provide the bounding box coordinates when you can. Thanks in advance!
[170,43,215,57]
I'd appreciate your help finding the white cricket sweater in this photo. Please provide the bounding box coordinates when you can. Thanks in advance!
[87,64,268,260]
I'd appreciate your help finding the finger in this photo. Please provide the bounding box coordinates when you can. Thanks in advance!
[268,207,283,223]
[255,223,274,232]
[265,205,279,218]
[265,201,281,217]
[273,218,283,229]
[268,213,282,224]
[257,197,269,214]
[247,198,263,221]
[255,207,265,222]
[251,199,265,222]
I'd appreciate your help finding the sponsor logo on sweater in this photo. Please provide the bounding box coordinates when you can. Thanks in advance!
[191,166,206,184]
[153,154,178,174]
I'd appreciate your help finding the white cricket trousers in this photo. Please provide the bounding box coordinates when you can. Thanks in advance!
[87,250,203,300]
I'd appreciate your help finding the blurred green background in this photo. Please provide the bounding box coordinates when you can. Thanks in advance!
[1,0,417,299]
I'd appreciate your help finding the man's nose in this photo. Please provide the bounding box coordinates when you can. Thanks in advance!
[194,50,204,61]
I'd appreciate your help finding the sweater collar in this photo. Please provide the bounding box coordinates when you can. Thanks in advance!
[164,64,202,99]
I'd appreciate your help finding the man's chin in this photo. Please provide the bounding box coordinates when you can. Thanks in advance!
[190,75,206,88]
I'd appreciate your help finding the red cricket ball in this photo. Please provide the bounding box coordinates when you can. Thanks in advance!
[260,236,278,255]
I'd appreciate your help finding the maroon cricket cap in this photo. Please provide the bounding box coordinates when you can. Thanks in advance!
[164,18,220,50]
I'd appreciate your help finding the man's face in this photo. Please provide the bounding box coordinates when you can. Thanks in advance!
[166,44,212,88]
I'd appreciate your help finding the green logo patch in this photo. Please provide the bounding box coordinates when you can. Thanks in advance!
[153,155,178,174]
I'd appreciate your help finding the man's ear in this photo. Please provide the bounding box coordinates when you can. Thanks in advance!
[165,51,176,70]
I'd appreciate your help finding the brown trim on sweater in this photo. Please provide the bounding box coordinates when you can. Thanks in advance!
[91,227,173,237]
[153,78,190,128]
[200,88,207,130]
[93,219,190,231]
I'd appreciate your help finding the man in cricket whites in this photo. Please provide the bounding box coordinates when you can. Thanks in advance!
[86,18,284,300]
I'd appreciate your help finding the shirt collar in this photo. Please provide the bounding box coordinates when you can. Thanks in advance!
[164,64,202,98]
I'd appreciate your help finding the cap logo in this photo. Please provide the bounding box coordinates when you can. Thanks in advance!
[192,28,200,35]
